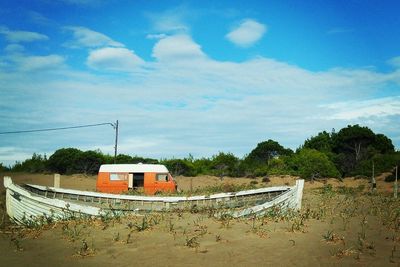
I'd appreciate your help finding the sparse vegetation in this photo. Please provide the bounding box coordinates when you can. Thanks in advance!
[1,173,400,265]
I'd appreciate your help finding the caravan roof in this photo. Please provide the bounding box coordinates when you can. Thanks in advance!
[99,164,169,173]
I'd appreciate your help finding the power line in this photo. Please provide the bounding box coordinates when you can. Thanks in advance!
[0,122,116,135]
[0,121,119,164]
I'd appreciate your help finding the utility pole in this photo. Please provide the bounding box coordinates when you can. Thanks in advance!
[395,166,398,199]
[372,161,376,192]
[113,120,119,164]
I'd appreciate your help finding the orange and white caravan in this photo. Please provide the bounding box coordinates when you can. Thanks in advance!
[96,164,177,195]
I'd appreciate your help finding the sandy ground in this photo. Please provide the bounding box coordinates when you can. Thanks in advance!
[0,172,399,266]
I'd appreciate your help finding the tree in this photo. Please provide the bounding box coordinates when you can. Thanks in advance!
[303,131,334,154]
[131,156,158,164]
[161,159,194,176]
[0,162,9,172]
[75,150,105,175]
[11,153,47,173]
[245,139,292,167]
[332,125,395,176]
[47,148,83,174]
[290,149,340,180]
[373,134,395,154]
[114,154,133,163]
[192,157,212,175]
[333,125,376,163]
[105,154,158,164]
[265,156,292,175]
[210,152,241,177]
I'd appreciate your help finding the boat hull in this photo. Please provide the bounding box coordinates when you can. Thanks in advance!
[3,176,304,224]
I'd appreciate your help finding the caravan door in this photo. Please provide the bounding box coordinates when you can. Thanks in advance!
[128,173,133,189]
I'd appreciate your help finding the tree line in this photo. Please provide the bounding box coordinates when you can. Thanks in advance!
[1,125,399,180]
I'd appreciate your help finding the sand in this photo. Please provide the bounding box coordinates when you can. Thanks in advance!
[0,172,399,266]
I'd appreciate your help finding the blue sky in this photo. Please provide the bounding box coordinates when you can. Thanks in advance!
[0,0,399,166]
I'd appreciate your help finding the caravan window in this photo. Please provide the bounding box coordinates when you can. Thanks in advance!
[110,173,128,181]
[156,173,168,182]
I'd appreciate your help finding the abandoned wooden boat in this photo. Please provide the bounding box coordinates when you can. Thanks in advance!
[3,176,304,225]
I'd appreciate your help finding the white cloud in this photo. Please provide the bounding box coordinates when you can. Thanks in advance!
[0,26,48,43]
[4,44,25,53]
[16,55,65,71]
[146,33,167,40]
[27,11,52,25]
[1,33,400,165]
[226,19,267,47]
[323,97,400,120]
[65,26,124,48]
[87,47,144,71]
[152,34,205,61]
[0,147,36,167]
[94,137,161,155]
[388,56,400,68]
[145,6,190,34]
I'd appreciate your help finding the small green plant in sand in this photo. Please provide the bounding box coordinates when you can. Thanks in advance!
[339,206,357,231]
[99,207,122,229]
[355,216,376,255]
[185,234,200,249]
[215,234,222,242]
[247,216,269,238]
[330,245,357,259]
[164,214,175,233]
[113,232,120,242]
[287,212,308,233]
[131,215,156,232]
[193,215,205,227]
[149,214,162,226]
[320,184,335,197]
[217,213,233,228]
[61,222,85,242]
[359,216,368,240]
[264,205,286,222]
[322,230,343,244]
[125,231,133,244]
[74,239,95,257]
[9,232,24,252]
[356,236,375,255]
[336,186,358,195]
[21,216,43,230]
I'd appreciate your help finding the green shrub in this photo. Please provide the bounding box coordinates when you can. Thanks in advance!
[161,158,195,176]
[11,153,47,173]
[0,162,9,172]
[354,152,400,177]
[290,149,340,180]
[210,152,242,177]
